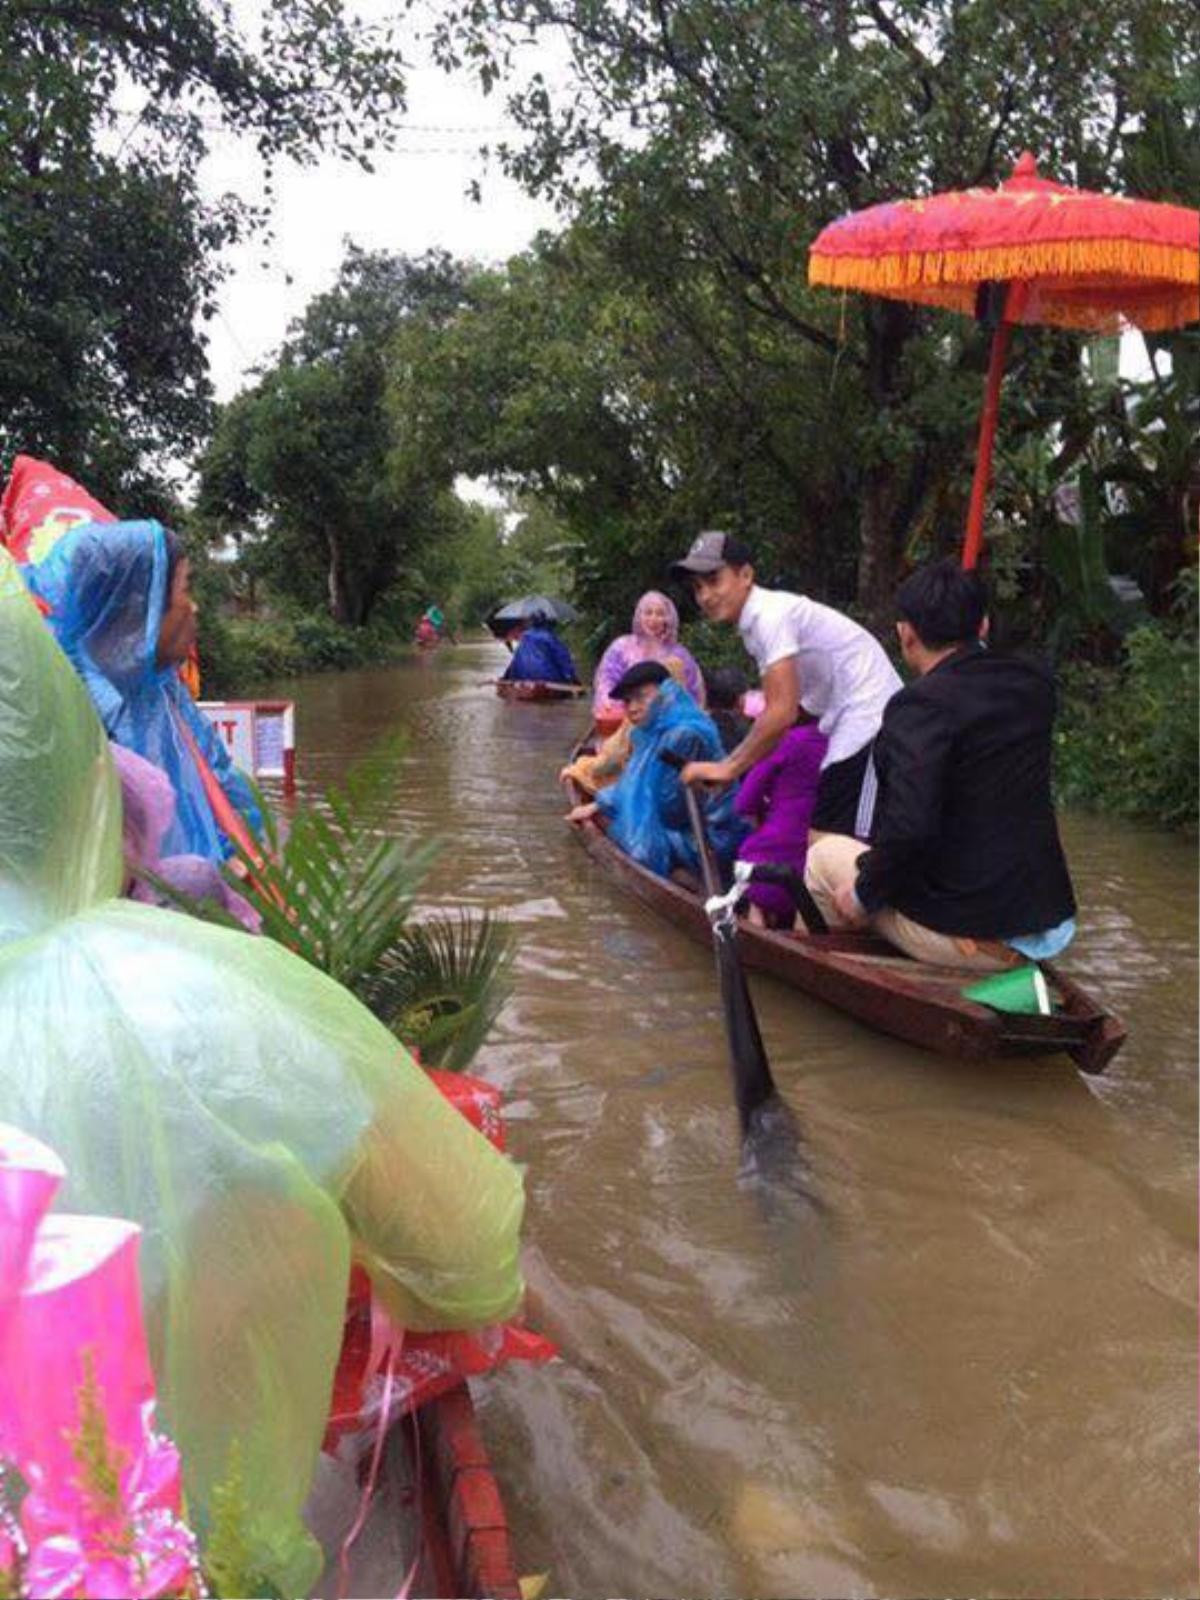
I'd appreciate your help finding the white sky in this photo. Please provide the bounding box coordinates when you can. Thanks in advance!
[201,40,558,403]
[200,7,1154,409]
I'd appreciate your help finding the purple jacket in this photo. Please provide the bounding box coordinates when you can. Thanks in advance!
[735,724,827,919]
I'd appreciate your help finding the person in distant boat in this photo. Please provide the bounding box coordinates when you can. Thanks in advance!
[670,531,901,840]
[591,590,704,727]
[567,660,744,882]
[501,613,580,685]
[27,520,262,863]
[420,603,457,643]
[702,664,753,755]
[804,560,1077,971]
[735,712,828,928]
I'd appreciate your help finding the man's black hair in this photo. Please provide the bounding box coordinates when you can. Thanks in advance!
[702,664,749,709]
[895,559,988,648]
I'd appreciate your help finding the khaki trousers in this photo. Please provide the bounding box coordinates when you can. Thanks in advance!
[804,835,1021,973]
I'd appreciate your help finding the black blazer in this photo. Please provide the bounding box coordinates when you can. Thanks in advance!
[855,644,1076,939]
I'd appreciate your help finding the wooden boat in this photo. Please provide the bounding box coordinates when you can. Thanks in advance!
[495,678,586,702]
[562,761,1126,1074]
[416,1383,521,1599]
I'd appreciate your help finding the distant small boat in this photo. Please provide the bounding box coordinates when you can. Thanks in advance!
[562,745,1125,1074]
[495,679,586,702]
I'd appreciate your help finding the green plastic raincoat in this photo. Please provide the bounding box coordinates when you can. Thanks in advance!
[0,553,525,1591]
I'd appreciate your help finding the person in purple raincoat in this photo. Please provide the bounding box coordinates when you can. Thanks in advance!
[735,715,828,927]
[592,591,705,726]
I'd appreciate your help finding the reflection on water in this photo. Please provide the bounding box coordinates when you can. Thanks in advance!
[277,643,1197,1599]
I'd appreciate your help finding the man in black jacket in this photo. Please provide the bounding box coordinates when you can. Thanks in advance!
[804,561,1077,971]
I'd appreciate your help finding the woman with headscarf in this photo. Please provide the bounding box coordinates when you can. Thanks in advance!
[26,519,262,861]
[592,590,705,728]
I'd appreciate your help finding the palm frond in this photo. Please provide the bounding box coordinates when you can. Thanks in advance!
[131,866,247,932]
[361,911,516,1071]
[153,734,519,1069]
[220,735,438,987]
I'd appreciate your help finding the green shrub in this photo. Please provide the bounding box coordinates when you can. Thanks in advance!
[197,610,409,696]
[1055,606,1198,830]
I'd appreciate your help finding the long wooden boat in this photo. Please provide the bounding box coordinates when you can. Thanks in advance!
[496,678,586,702]
[320,1380,520,1598]
[415,1383,521,1599]
[563,763,1125,1075]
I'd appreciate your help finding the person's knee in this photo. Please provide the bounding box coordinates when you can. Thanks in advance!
[804,833,855,891]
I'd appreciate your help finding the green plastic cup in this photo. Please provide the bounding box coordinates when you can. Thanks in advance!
[962,964,1051,1015]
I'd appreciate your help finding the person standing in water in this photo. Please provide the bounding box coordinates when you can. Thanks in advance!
[670,532,901,840]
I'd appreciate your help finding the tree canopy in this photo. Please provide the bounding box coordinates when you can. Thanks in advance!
[197,247,477,626]
[421,0,1198,614]
[0,0,406,508]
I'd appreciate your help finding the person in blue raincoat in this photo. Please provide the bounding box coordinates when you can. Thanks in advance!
[568,661,745,879]
[500,613,580,684]
[26,520,262,861]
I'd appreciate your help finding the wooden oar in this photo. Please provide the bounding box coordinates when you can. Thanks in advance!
[659,751,796,1156]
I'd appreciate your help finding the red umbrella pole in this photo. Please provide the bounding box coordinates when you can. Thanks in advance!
[961,320,1012,570]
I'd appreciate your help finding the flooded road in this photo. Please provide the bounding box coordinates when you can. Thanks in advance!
[281,641,1196,1599]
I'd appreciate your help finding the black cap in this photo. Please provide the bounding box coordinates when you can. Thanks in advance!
[611,659,671,700]
[669,529,754,578]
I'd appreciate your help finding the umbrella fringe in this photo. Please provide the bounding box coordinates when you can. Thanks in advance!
[809,241,1198,330]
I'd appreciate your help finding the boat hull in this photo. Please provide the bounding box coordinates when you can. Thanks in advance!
[496,680,585,702]
[416,1383,521,1600]
[564,770,1125,1074]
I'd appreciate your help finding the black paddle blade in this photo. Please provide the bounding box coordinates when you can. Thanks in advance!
[713,921,776,1134]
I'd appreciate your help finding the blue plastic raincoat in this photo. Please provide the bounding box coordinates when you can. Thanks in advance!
[502,625,579,684]
[26,520,261,860]
[596,680,746,878]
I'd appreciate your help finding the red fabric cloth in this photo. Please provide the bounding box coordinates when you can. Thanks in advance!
[0,455,116,565]
[323,1068,555,1450]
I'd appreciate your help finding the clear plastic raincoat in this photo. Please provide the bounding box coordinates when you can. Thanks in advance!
[0,552,526,1592]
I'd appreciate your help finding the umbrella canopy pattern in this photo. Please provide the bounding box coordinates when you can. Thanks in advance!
[809,153,1199,334]
[487,594,578,634]
[808,153,1199,567]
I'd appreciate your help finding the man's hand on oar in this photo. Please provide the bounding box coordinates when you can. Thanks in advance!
[682,757,734,788]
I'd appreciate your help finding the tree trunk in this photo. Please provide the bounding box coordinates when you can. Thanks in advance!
[858,463,903,627]
[327,530,366,626]
[855,301,917,627]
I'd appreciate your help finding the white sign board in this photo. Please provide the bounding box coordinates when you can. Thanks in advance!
[197,703,255,772]
[197,700,295,789]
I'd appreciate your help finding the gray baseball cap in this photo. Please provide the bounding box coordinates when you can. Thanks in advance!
[669,530,754,577]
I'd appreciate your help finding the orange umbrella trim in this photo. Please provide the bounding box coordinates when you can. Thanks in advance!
[809,153,1199,332]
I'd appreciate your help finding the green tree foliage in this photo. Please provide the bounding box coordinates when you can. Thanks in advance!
[1056,573,1198,828]
[424,0,1198,615]
[197,247,475,625]
[0,0,406,505]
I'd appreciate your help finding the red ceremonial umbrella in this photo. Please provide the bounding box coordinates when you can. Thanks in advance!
[808,153,1200,567]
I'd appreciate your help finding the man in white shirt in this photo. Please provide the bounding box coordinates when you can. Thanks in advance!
[670,531,902,838]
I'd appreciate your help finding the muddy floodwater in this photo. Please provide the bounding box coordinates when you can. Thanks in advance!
[280,641,1196,1600]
